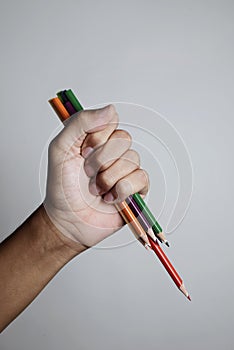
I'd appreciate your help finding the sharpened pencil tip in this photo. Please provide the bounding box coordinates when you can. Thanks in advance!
[187,295,191,301]
[144,243,152,251]
[165,241,170,247]
[147,228,157,242]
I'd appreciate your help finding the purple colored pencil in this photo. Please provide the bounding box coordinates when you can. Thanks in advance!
[65,101,77,115]
[61,90,69,102]
[127,195,159,242]
[127,195,151,230]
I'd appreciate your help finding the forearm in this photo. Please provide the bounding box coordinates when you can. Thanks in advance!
[0,205,86,332]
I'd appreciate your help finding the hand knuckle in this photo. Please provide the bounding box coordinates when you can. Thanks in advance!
[139,169,149,182]
[114,129,132,142]
[108,104,116,115]
[140,170,150,191]
[102,104,119,125]
[48,137,60,153]
[126,149,140,166]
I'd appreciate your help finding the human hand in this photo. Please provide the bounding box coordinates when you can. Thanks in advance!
[44,105,149,249]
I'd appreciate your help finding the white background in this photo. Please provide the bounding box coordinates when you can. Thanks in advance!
[0,1,234,349]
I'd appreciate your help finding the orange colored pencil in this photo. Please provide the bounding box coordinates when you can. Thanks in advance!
[116,201,150,247]
[49,97,70,121]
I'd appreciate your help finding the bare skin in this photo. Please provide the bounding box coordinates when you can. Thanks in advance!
[0,105,149,332]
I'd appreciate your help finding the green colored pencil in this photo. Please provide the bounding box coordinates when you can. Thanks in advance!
[65,89,83,112]
[133,193,169,246]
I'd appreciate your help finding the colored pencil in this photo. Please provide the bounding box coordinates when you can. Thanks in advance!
[126,195,157,242]
[64,101,77,115]
[57,91,66,103]
[148,236,190,300]
[64,89,83,112]
[61,90,69,103]
[116,201,151,247]
[132,192,168,245]
[48,97,70,121]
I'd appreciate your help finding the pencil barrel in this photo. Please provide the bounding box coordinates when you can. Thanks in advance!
[133,193,162,233]
[148,236,182,287]
[65,89,83,112]
[116,202,149,242]
[126,195,151,231]
[48,97,70,121]
[65,101,77,115]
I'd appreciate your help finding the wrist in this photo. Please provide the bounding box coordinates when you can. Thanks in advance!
[32,205,87,265]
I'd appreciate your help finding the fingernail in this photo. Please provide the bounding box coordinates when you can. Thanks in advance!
[103,192,115,203]
[82,147,93,159]
[89,182,101,196]
[85,165,94,177]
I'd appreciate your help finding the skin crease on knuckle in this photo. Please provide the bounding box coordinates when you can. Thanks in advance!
[113,129,131,140]
[82,122,118,151]
[95,150,141,193]
[124,149,140,166]
[84,130,132,177]
[113,169,149,200]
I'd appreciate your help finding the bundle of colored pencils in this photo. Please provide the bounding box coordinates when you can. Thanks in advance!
[49,89,190,300]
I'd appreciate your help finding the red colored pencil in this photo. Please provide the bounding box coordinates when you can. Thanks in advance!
[148,236,191,300]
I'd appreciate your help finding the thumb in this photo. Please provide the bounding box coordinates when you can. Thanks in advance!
[55,104,116,150]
